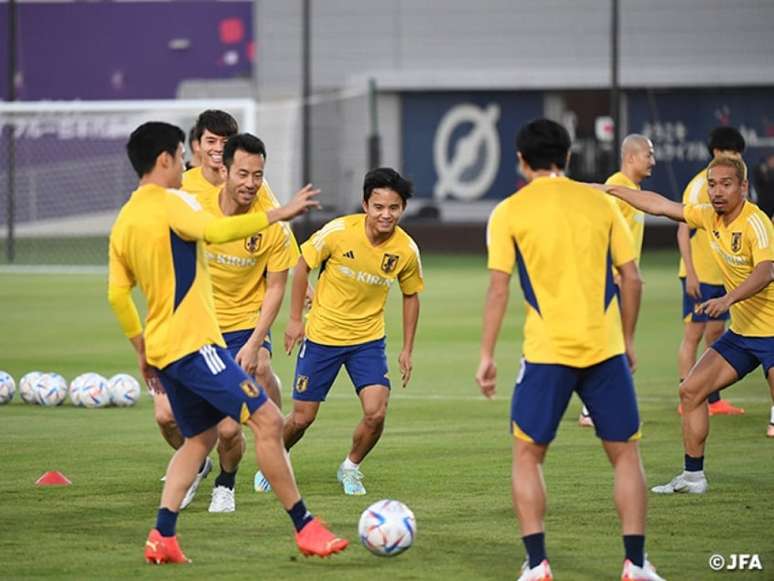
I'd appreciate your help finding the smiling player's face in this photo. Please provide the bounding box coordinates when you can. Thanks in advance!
[362,188,405,236]
[224,149,265,209]
[199,129,229,171]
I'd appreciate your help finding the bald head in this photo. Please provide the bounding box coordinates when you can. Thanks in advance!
[620,134,655,184]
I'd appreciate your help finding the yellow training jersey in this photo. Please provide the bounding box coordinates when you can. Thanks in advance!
[198,189,299,333]
[301,214,424,346]
[182,167,281,209]
[108,184,224,368]
[683,201,774,337]
[487,175,636,367]
[678,169,724,284]
[606,172,644,264]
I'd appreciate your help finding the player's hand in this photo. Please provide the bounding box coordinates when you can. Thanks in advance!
[697,295,732,318]
[685,272,702,300]
[398,350,413,388]
[235,341,260,376]
[625,341,638,374]
[284,318,305,355]
[475,357,497,399]
[272,184,321,222]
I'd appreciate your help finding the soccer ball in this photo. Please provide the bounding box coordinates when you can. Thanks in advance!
[107,373,141,407]
[0,371,15,404]
[34,373,68,406]
[358,499,416,557]
[19,371,42,404]
[78,373,110,408]
[69,373,100,407]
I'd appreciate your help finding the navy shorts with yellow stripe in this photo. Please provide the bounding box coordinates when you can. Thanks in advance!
[158,344,268,438]
[292,337,390,402]
[222,329,272,358]
[680,278,730,323]
[712,330,774,380]
[511,354,640,444]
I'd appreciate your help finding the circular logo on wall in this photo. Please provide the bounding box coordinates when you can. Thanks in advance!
[433,103,501,201]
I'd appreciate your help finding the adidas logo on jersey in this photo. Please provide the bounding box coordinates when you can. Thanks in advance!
[343,250,355,259]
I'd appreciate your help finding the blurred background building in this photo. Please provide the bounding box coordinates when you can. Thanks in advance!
[1,0,773,261]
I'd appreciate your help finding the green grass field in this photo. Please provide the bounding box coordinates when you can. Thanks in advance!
[1,251,771,580]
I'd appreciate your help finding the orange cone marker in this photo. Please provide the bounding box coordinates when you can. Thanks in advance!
[35,471,72,486]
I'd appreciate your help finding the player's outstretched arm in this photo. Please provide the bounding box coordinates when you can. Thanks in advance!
[267,184,321,224]
[602,184,686,222]
[698,260,774,317]
[616,260,643,372]
[201,185,320,245]
[284,258,311,355]
[399,293,420,388]
[476,270,510,399]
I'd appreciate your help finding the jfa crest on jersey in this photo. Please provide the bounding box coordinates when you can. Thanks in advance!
[730,232,742,253]
[245,233,262,253]
[381,253,400,274]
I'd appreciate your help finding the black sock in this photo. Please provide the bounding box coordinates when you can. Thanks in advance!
[522,532,547,568]
[155,507,178,537]
[708,390,721,404]
[623,534,645,567]
[287,499,314,532]
[214,466,237,490]
[684,454,704,472]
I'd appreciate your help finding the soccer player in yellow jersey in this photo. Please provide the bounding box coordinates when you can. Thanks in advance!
[273,167,423,497]
[580,134,655,428]
[676,127,747,417]
[108,122,347,562]
[605,156,774,496]
[477,119,664,581]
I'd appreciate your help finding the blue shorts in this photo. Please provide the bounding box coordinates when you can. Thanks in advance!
[680,278,730,323]
[511,354,641,444]
[222,329,272,358]
[158,344,268,437]
[712,330,774,380]
[292,337,390,402]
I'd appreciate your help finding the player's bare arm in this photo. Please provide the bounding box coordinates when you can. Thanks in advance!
[284,257,311,354]
[698,260,774,317]
[476,269,510,399]
[603,184,686,222]
[399,293,420,388]
[677,223,702,299]
[235,270,289,375]
[616,260,643,372]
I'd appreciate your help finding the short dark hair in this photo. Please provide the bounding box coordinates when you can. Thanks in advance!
[223,133,267,170]
[708,126,745,156]
[363,167,413,205]
[126,122,185,178]
[188,125,199,149]
[193,109,238,141]
[516,119,571,171]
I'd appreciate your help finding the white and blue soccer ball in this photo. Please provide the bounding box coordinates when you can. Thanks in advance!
[69,373,98,407]
[0,371,15,404]
[34,373,68,406]
[19,371,42,404]
[358,499,416,557]
[77,373,110,408]
[107,373,141,407]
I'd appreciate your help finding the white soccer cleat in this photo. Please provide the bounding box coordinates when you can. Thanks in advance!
[253,470,272,493]
[621,558,666,581]
[337,465,366,496]
[180,457,213,510]
[208,485,236,513]
[651,471,707,494]
[578,412,594,428]
[517,559,553,581]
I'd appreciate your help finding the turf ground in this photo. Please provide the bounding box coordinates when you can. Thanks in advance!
[0,250,771,580]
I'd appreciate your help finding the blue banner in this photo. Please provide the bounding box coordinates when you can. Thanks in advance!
[402,92,543,201]
[627,89,774,199]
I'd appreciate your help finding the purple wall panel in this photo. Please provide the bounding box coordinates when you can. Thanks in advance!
[1,1,253,101]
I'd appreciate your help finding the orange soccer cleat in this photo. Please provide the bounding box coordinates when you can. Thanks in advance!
[144,528,191,565]
[295,518,349,558]
[708,399,745,416]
